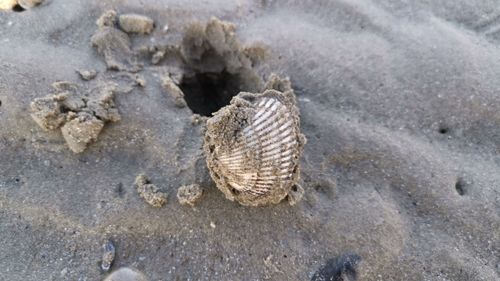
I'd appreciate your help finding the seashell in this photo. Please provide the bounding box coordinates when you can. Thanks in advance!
[204,88,306,206]
[101,240,115,272]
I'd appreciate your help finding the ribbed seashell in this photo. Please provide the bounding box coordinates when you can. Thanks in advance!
[204,87,306,206]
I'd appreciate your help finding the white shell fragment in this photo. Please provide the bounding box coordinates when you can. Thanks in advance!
[204,84,306,206]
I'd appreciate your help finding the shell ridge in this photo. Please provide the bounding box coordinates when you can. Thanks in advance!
[204,84,305,206]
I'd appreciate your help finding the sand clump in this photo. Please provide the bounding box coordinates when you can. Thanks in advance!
[77,69,97,81]
[135,174,167,208]
[161,74,186,108]
[61,112,104,153]
[30,93,68,131]
[96,10,118,28]
[119,14,155,34]
[91,10,137,71]
[30,82,121,153]
[177,184,203,206]
[180,17,263,77]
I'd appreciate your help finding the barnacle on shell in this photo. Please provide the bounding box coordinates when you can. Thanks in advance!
[204,83,306,206]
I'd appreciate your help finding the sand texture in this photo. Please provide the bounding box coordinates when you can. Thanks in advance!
[0,1,499,280]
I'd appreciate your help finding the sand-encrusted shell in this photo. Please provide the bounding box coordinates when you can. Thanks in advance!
[204,88,305,206]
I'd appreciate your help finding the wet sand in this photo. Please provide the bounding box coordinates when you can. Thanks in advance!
[0,1,499,280]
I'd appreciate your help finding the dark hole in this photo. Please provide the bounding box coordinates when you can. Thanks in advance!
[180,70,242,116]
[438,126,449,134]
[12,4,25,12]
[230,188,240,195]
[59,105,71,114]
[14,178,20,183]
[292,185,298,192]
[0,100,2,107]
[115,183,125,198]
[455,179,466,196]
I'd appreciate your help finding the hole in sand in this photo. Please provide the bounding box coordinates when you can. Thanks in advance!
[12,4,25,12]
[180,71,243,116]
[438,125,449,134]
[455,179,466,196]
[59,104,71,114]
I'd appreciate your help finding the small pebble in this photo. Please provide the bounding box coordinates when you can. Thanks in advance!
[101,240,116,272]
[210,221,216,229]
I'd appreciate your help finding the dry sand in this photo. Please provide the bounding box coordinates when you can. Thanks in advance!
[0,0,499,280]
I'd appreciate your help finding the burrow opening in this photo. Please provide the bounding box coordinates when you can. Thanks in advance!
[180,70,244,117]
[455,179,466,196]
[438,125,449,134]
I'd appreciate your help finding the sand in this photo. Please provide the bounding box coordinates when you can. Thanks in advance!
[0,1,499,280]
